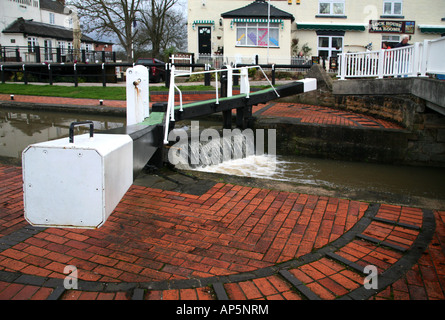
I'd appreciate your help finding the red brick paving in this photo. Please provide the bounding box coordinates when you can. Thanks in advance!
[0,163,444,301]
[0,89,442,301]
[0,94,403,130]
[259,103,403,129]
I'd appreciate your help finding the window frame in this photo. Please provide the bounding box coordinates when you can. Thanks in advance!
[27,37,38,53]
[317,35,344,60]
[381,35,400,48]
[235,22,280,48]
[383,0,403,16]
[318,0,345,16]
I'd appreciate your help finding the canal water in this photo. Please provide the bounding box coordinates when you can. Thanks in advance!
[0,108,125,163]
[1,109,444,205]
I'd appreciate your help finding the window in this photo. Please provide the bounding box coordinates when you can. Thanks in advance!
[44,39,52,61]
[49,12,55,24]
[317,35,343,59]
[236,23,279,47]
[27,37,38,53]
[383,0,402,16]
[319,0,345,15]
[58,41,66,54]
[382,35,400,48]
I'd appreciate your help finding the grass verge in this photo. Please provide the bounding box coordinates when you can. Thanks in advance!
[0,83,216,100]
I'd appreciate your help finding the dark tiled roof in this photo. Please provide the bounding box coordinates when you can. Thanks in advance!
[40,0,65,14]
[221,0,295,21]
[2,18,95,43]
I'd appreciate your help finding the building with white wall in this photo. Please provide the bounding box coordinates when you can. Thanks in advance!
[187,0,445,65]
[0,0,112,63]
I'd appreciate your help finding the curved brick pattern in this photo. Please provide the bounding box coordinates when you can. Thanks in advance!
[0,166,444,300]
[0,92,442,301]
[287,257,366,300]
[0,166,27,238]
[0,166,368,282]
[258,103,403,129]
[1,94,403,130]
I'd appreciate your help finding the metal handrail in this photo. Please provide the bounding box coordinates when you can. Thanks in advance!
[162,64,280,144]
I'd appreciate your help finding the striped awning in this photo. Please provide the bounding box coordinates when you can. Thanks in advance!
[418,25,445,34]
[192,20,215,30]
[297,23,366,32]
[231,18,284,29]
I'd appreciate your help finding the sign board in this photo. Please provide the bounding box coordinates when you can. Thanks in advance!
[369,20,415,34]
[329,57,338,71]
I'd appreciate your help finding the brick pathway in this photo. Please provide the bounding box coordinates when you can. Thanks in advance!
[0,164,444,301]
[0,90,442,303]
[0,94,403,130]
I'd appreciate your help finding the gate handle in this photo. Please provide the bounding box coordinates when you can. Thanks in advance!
[69,121,94,143]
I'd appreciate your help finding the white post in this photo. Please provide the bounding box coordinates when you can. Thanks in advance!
[339,53,346,80]
[126,65,149,126]
[419,39,429,77]
[226,65,233,97]
[168,65,176,121]
[377,49,385,79]
[240,67,250,98]
[411,42,421,77]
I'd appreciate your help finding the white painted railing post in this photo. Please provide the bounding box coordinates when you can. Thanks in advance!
[226,65,233,97]
[126,65,149,126]
[339,53,346,80]
[419,39,429,77]
[163,64,176,144]
[412,42,422,77]
[240,67,250,97]
[377,49,385,79]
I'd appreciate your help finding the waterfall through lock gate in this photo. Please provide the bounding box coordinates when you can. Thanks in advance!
[167,121,284,180]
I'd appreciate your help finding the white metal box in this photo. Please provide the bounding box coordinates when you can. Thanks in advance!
[22,132,133,229]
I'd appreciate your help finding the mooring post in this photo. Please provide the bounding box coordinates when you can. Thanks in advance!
[23,64,28,85]
[102,63,106,87]
[48,64,53,85]
[204,64,211,86]
[165,63,171,88]
[74,64,78,87]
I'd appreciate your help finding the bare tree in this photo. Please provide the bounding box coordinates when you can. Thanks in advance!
[138,0,185,59]
[68,0,143,62]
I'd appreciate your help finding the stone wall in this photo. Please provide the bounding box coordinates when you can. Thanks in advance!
[274,67,445,167]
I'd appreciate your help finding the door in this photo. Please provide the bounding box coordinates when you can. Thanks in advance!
[198,26,212,54]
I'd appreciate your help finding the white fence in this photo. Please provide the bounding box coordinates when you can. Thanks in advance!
[338,37,445,80]
[170,54,193,75]
[421,37,445,75]
[196,53,312,69]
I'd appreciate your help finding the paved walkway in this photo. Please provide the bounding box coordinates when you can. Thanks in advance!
[0,91,444,303]
[0,93,403,130]
[1,164,444,301]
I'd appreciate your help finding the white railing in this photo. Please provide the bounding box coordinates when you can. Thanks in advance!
[338,45,416,79]
[163,65,279,144]
[197,53,224,69]
[170,54,193,75]
[338,37,445,80]
[197,53,312,69]
[420,37,445,76]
